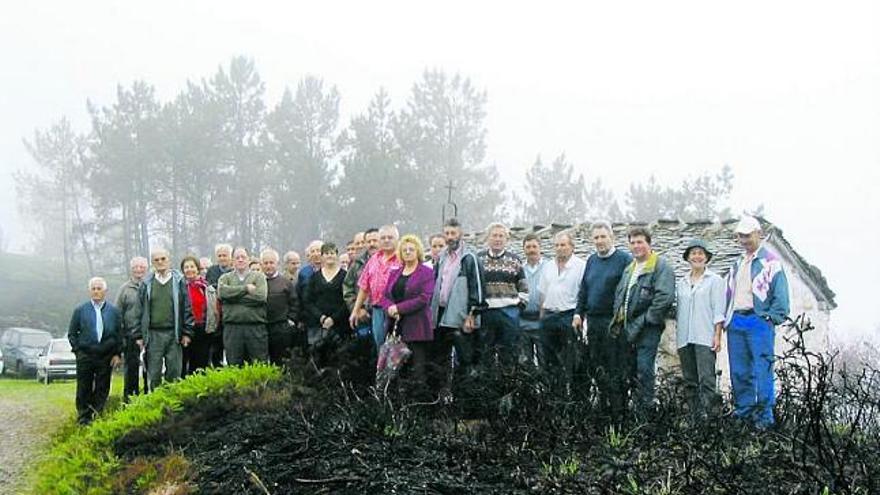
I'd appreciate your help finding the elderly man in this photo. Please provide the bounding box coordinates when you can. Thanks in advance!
[206,243,233,367]
[297,240,324,299]
[198,257,211,278]
[430,218,485,387]
[136,248,194,391]
[611,227,675,412]
[116,256,148,401]
[282,251,302,283]
[477,222,527,367]
[573,221,632,410]
[69,277,123,424]
[218,247,269,365]
[261,248,300,365]
[538,232,586,381]
[350,225,402,350]
[725,216,790,428]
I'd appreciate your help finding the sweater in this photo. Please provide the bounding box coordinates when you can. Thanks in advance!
[266,272,300,324]
[218,270,268,324]
[575,249,633,317]
[478,249,528,309]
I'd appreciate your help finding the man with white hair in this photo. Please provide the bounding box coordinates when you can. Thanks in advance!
[135,248,194,391]
[297,240,324,300]
[261,248,300,365]
[282,250,302,283]
[206,243,233,366]
[68,277,123,424]
[116,256,148,401]
[724,216,790,429]
[349,225,401,351]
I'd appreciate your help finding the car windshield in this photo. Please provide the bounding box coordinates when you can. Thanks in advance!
[21,334,51,348]
[51,340,72,353]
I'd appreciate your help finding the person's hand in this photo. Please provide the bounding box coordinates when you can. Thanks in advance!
[348,311,360,329]
[711,330,723,352]
[572,314,583,329]
[110,355,122,367]
[246,283,257,294]
[463,314,475,334]
[181,335,192,347]
[322,316,334,330]
[386,305,399,319]
[136,339,144,350]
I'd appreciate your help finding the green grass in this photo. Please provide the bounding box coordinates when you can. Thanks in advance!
[27,363,283,495]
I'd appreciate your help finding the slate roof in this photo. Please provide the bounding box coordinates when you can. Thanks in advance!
[462,217,837,310]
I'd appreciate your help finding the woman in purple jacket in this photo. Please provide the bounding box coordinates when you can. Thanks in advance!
[381,234,436,398]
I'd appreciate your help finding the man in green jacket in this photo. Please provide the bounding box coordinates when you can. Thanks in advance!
[218,247,268,365]
[611,227,676,412]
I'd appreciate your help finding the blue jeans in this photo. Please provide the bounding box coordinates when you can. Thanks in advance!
[727,313,776,427]
[632,325,662,409]
[481,306,521,366]
[371,307,387,351]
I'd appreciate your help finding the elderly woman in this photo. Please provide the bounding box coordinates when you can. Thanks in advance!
[676,239,725,418]
[180,255,216,375]
[379,234,436,398]
[303,242,349,367]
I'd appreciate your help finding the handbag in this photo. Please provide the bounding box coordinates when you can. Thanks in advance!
[375,319,412,391]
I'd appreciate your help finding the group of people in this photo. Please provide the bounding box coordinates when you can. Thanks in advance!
[67,215,788,429]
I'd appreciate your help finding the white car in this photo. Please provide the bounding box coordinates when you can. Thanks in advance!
[36,338,77,384]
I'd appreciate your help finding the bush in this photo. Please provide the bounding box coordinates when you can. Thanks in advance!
[29,363,282,495]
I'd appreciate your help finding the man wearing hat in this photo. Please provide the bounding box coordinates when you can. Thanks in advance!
[724,216,790,428]
[675,238,725,419]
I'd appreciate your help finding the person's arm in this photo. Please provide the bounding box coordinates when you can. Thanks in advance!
[286,279,301,324]
[573,268,589,328]
[348,288,369,327]
[516,262,529,306]
[342,266,359,311]
[303,276,324,325]
[241,273,268,305]
[218,274,247,302]
[645,260,676,327]
[181,280,195,340]
[464,254,485,315]
[68,306,81,353]
[766,264,790,325]
[133,285,146,343]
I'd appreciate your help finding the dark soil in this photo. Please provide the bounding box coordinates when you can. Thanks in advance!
[115,321,880,494]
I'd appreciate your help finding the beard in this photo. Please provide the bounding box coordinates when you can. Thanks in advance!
[446,239,460,251]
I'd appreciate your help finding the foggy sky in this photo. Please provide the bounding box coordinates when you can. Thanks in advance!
[1,1,878,341]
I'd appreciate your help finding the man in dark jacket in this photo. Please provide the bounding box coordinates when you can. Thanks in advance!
[68,277,123,424]
[261,248,300,365]
[116,256,147,401]
[611,227,675,412]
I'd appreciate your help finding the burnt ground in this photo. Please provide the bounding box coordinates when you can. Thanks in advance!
[113,351,880,495]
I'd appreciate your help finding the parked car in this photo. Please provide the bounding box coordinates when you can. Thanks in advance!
[0,327,53,376]
[36,338,77,384]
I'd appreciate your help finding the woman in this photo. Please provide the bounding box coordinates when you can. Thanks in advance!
[676,238,725,418]
[303,242,348,367]
[380,234,436,399]
[180,255,215,375]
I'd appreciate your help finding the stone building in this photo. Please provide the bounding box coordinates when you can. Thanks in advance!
[462,217,837,388]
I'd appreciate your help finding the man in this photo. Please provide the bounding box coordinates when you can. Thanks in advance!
[344,228,379,343]
[724,216,790,428]
[339,253,351,271]
[297,240,324,300]
[115,256,148,401]
[573,222,632,410]
[68,277,123,424]
[261,248,300,366]
[519,233,547,365]
[218,247,269,365]
[198,257,211,278]
[350,225,401,350]
[477,222,527,367]
[430,218,485,386]
[206,243,233,367]
[136,248,194,391]
[282,251,302,283]
[537,232,586,382]
[611,227,675,411]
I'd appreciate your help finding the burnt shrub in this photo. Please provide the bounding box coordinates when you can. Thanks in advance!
[115,317,879,494]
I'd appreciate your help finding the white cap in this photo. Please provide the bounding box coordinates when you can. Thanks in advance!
[735,216,762,234]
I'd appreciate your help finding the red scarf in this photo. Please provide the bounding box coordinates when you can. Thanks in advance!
[187,277,208,325]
